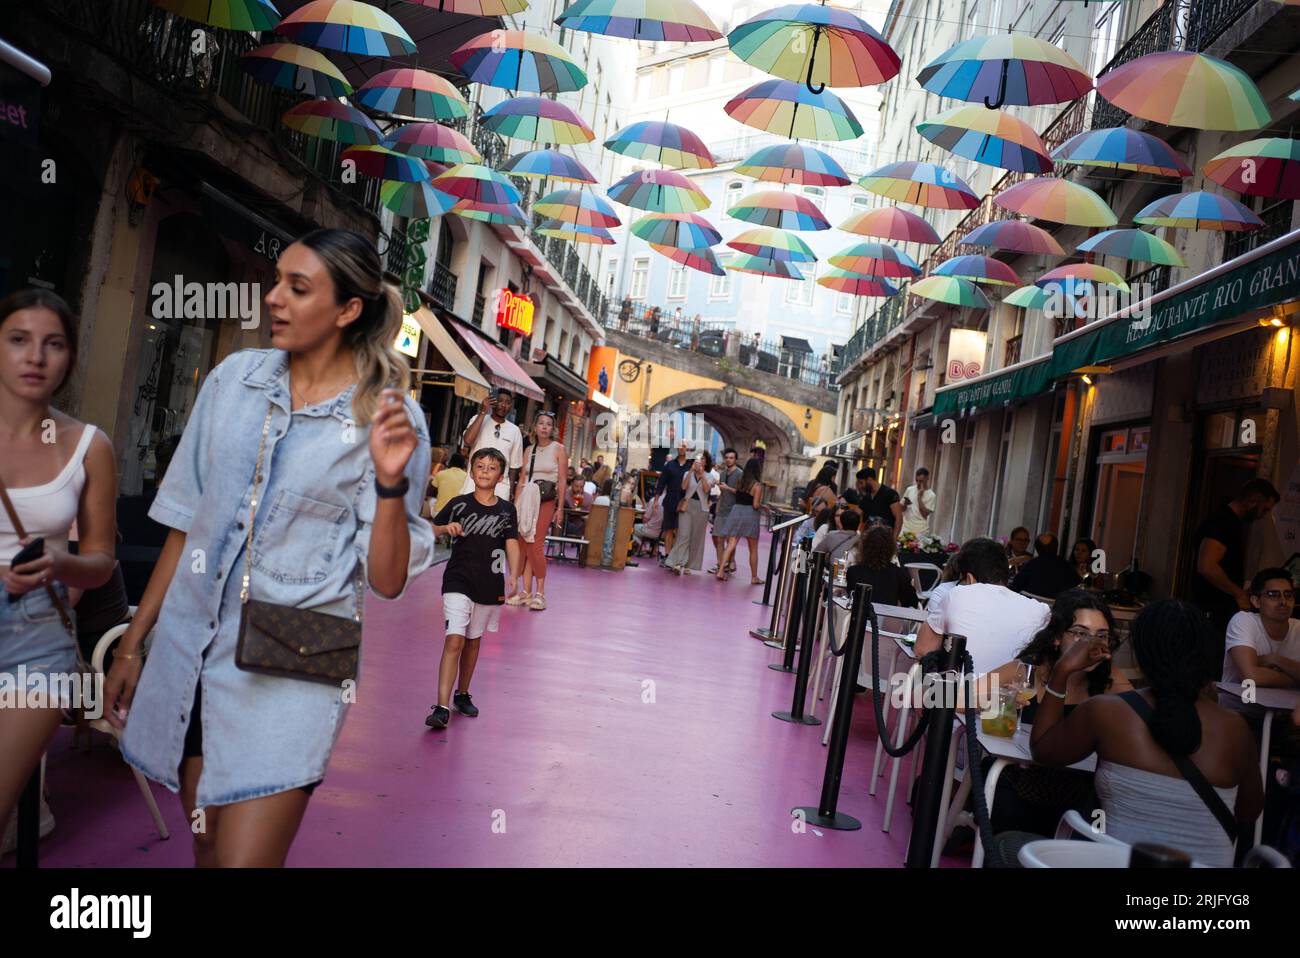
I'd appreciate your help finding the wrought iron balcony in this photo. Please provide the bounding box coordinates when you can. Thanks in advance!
[1186,0,1262,52]
[472,292,486,327]
[428,261,458,313]
[1127,263,1173,299]
[1091,0,1179,130]
[1224,200,1295,261]
[1004,334,1023,368]
[384,226,409,275]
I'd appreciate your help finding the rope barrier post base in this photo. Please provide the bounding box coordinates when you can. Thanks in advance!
[768,541,807,673]
[773,550,825,726]
[904,633,966,869]
[16,765,39,869]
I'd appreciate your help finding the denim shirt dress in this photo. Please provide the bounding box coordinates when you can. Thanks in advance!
[122,349,435,807]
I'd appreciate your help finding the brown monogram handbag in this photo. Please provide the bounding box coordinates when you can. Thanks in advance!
[235,404,362,686]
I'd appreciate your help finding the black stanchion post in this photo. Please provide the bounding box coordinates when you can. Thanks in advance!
[16,766,39,869]
[773,550,825,726]
[904,632,966,868]
[768,542,807,673]
[793,581,870,830]
[756,519,797,643]
[753,518,785,607]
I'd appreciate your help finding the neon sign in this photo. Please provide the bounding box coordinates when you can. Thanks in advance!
[495,289,534,336]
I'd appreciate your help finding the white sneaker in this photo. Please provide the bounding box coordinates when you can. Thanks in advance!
[505,592,532,606]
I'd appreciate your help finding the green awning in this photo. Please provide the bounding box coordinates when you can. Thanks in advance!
[1051,228,1300,378]
[932,354,1054,417]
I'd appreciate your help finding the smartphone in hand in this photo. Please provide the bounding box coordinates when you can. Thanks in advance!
[7,536,45,602]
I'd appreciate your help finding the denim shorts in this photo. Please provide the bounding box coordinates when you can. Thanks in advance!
[0,586,78,677]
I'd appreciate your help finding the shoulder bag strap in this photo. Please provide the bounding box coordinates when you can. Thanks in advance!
[528,441,537,484]
[1118,690,1239,843]
[0,464,77,635]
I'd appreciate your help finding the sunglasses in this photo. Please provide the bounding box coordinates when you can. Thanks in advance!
[1261,589,1296,601]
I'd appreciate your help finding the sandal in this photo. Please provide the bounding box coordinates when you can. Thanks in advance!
[751,578,764,586]
[505,592,532,606]
[528,594,547,611]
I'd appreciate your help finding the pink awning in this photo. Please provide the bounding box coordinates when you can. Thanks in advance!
[456,323,545,402]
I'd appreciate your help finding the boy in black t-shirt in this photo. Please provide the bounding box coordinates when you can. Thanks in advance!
[426,448,521,730]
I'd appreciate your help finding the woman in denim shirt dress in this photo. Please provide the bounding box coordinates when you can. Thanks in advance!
[105,230,435,867]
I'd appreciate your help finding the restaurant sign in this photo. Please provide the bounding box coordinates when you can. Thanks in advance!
[932,355,1053,417]
[495,289,534,336]
[394,314,421,358]
[1052,230,1300,378]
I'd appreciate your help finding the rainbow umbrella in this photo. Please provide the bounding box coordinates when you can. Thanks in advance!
[917,105,1053,173]
[910,275,990,309]
[727,3,901,92]
[276,0,415,56]
[451,30,588,94]
[962,219,1062,255]
[818,269,899,297]
[604,121,715,170]
[838,207,940,244]
[858,161,979,210]
[341,145,432,182]
[1076,228,1186,267]
[282,99,381,144]
[724,79,863,141]
[1096,51,1269,132]
[993,177,1116,227]
[918,33,1092,109]
[1204,138,1300,200]
[631,213,721,249]
[240,43,350,97]
[1051,128,1191,177]
[1037,263,1129,292]
[482,96,595,144]
[380,180,458,218]
[501,149,597,184]
[555,0,722,42]
[728,190,830,231]
[152,0,280,29]
[432,164,523,206]
[536,219,617,244]
[422,0,529,13]
[1132,191,1263,231]
[1002,285,1053,310]
[934,254,1021,286]
[735,143,851,186]
[451,200,529,226]
[383,123,480,165]
[728,253,805,279]
[355,69,469,122]
[727,227,816,263]
[651,243,726,276]
[534,189,621,228]
[608,169,710,213]
[1291,86,1300,103]
[828,241,921,278]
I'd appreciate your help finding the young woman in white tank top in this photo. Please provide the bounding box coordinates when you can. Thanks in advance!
[0,289,117,835]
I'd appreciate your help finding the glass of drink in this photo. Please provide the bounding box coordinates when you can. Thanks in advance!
[981,686,1020,738]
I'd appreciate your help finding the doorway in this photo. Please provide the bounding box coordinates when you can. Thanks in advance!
[1086,424,1149,570]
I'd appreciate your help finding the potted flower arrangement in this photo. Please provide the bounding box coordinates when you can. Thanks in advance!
[897,532,954,567]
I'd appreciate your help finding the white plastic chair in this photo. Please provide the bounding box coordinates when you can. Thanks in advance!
[1019,840,1131,868]
[903,563,944,601]
[1054,808,1126,846]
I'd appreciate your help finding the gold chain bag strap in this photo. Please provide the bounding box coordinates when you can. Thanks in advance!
[234,403,362,686]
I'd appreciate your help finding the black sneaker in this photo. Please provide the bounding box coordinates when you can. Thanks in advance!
[453,691,479,717]
[425,705,451,729]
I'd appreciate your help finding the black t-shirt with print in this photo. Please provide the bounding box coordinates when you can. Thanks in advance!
[433,493,518,604]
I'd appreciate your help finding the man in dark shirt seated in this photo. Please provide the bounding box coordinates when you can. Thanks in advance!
[1010,532,1080,599]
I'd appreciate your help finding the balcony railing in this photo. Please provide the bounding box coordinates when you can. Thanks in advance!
[1004,335,1023,368]
[384,225,409,276]
[1126,263,1173,299]
[1186,0,1261,51]
[1091,0,1180,130]
[472,292,486,326]
[428,261,458,313]
[1224,200,1295,261]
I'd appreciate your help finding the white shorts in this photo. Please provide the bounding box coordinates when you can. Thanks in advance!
[443,592,501,640]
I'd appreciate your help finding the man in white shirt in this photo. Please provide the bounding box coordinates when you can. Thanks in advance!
[915,537,1050,675]
[900,466,937,538]
[1222,567,1300,687]
[460,388,523,500]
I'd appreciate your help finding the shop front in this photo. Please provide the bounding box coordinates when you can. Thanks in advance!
[520,351,595,461]
[448,317,545,441]
[410,305,490,447]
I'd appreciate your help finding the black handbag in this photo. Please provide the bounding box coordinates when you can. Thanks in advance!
[529,443,558,502]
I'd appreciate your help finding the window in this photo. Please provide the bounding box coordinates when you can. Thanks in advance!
[667,264,688,299]
[630,257,650,300]
[1090,3,1124,76]
[603,258,619,296]
[785,266,816,307]
[1047,20,1066,46]
[651,67,669,97]
[686,57,708,90]
[668,63,686,95]
[710,254,733,299]
[709,54,725,86]
[852,195,872,210]
[636,72,649,101]
[802,185,826,211]
[836,292,854,316]
[725,180,744,209]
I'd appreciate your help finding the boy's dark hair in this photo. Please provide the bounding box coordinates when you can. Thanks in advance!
[600,478,614,497]
[857,467,877,482]
[723,447,738,458]
[956,537,1011,585]
[471,447,507,475]
[582,466,593,479]
[1236,478,1280,503]
[448,452,468,470]
[915,467,930,477]
[1251,567,1295,594]
[839,510,861,531]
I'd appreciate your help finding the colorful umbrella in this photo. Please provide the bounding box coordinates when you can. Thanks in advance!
[728,190,831,231]
[1037,264,1130,294]
[934,254,1021,286]
[651,243,726,276]
[535,219,616,244]
[630,212,722,249]
[727,253,805,279]
[421,0,529,13]
[1203,138,1300,200]
[1291,86,1300,103]
[451,30,588,94]
[917,105,1053,174]
[818,269,899,297]
[501,149,597,184]
[281,99,382,144]
[962,219,1063,255]
[1096,51,1270,132]
[481,96,595,144]
[152,0,280,30]
[451,200,529,226]
[727,227,816,263]
[432,164,523,206]
[1002,285,1054,310]
[276,0,415,56]
[910,275,991,309]
[608,169,710,213]
[917,33,1092,109]
[827,241,921,278]
[384,123,481,165]
[1051,128,1191,178]
[239,43,350,97]
[355,69,469,122]
[838,206,941,244]
[1076,228,1186,267]
[534,189,621,228]
[735,143,851,187]
[1132,191,1263,231]
[727,3,901,92]
[993,177,1116,227]
[380,180,458,218]
[604,121,715,170]
[341,145,432,182]
[724,79,863,141]
[554,0,722,42]
[858,161,979,210]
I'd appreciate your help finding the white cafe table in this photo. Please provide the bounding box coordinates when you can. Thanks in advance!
[1216,681,1300,846]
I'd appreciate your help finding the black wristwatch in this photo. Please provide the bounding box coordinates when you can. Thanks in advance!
[375,476,410,499]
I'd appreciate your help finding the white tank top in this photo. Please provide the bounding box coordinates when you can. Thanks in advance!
[0,424,98,564]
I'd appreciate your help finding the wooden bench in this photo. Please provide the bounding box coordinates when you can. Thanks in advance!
[545,535,588,563]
